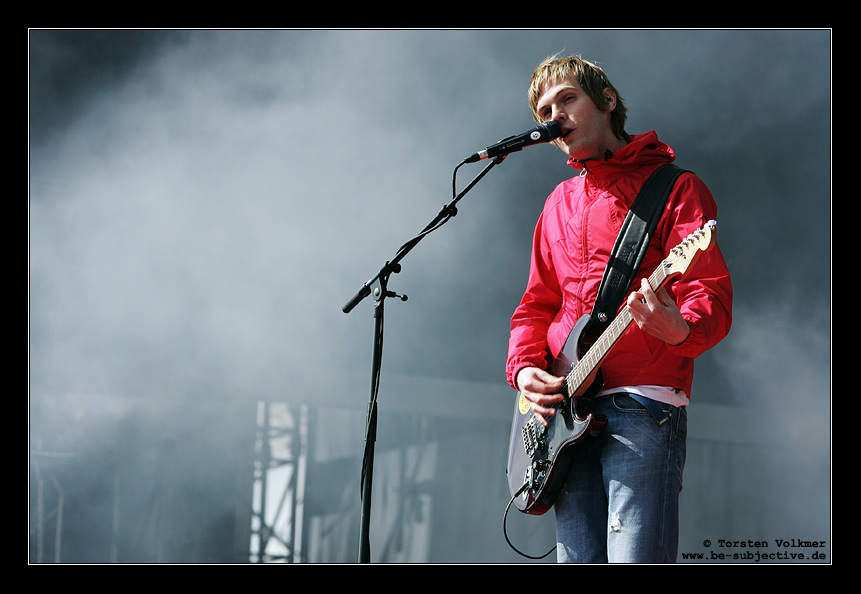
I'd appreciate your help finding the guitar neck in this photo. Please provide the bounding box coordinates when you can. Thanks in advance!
[565,263,672,397]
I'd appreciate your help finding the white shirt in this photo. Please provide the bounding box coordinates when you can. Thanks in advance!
[596,385,689,407]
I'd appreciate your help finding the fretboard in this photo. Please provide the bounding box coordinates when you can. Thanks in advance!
[565,262,671,398]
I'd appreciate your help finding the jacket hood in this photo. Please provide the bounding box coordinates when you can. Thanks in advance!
[567,131,675,182]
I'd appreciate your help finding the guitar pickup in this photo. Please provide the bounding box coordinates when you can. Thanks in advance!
[521,417,546,457]
[522,418,537,456]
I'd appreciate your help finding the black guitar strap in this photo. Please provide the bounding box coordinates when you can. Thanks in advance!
[590,163,687,329]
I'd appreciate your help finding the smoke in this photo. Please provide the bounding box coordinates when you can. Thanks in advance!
[29,30,529,394]
[29,29,831,562]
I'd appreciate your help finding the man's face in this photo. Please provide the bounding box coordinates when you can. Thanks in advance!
[535,76,618,161]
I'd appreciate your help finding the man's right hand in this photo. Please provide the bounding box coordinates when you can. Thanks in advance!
[515,367,566,426]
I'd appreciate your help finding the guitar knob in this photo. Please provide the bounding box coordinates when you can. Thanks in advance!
[523,466,535,494]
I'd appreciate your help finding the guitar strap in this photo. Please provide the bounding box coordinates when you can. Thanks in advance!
[590,162,687,329]
[589,162,687,425]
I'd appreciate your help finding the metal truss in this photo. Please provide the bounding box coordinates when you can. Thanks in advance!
[249,400,309,563]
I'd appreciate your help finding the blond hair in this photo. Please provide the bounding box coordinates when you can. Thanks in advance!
[528,54,630,142]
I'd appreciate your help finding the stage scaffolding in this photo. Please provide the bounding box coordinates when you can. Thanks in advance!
[29,390,257,564]
[249,400,309,563]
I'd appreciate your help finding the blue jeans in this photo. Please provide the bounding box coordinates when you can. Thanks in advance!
[554,393,687,563]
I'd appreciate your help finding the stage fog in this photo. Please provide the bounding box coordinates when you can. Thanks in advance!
[29,29,831,563]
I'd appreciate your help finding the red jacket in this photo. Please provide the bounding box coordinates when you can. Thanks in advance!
[506,131,733,397]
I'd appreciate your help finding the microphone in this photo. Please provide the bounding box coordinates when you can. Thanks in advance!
[464,120,562,163]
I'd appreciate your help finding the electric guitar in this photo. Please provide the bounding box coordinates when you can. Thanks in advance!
[506,220,718,514]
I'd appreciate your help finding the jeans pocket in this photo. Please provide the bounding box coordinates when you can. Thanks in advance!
[609,393,651,414]
[611,393,672,425]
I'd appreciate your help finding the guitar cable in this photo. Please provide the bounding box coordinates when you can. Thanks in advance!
[503,482,557,560]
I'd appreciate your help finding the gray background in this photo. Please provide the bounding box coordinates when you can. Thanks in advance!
[29,29,831,563]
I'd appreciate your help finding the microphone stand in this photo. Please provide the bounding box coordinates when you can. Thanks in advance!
[342,154,507,563]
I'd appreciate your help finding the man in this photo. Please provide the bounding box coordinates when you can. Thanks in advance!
[506,54,732,563]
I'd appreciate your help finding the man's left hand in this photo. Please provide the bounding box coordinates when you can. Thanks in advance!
[627,278,690,346]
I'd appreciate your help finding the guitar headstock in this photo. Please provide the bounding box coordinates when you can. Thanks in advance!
[663,220,717,278]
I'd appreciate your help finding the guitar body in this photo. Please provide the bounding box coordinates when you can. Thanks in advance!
[506,314,609,515]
